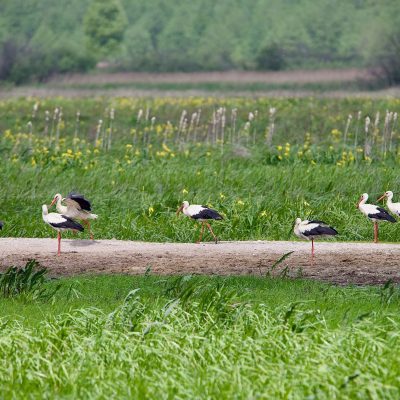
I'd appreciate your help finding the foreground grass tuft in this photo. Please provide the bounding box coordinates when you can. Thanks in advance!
[1,274,400,398]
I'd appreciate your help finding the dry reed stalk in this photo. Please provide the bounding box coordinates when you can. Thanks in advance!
[266,107,276,147]
[354,110,361,150]
[364,116,371,157]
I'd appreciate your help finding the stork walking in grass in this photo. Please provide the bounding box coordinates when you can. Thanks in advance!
[357,193,396,243]
[51,192,97,239]
[294,218,338,257]
[42,204,84,256]
[176,201,223,243]
[377,191,400,218]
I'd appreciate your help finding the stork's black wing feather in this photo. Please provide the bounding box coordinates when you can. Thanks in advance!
[303,224,338,237]
[308,220,328,225]
[369,207,396,222]
[192,208,223,220]
[67,192,92,211]
[51,216,84,231]
[0,221,3,230]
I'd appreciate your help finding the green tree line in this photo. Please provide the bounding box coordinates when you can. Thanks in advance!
[0,0,399,83]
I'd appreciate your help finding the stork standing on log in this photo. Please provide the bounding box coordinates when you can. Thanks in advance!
[51,192,97,240]
[294,218,338,257]
[42,204,84,256]
[176,201,223,243]
[357,193,396,243]
[377,191,400,218]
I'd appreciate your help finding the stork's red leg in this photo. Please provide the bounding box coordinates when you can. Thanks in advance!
[88,221,94,240]
[83,220,93,240]
[374,222,379,243]
[311,238,314,257]
[57,232,61,256]
[206,223,218,244]
[196,223,205,243]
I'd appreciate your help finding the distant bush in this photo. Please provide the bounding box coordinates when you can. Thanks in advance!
[371,29,400,85]
[0,40,96,84]
[256,43,286,71]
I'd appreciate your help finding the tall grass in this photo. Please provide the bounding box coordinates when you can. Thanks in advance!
[1,97,400,242]
[1,274,400,398]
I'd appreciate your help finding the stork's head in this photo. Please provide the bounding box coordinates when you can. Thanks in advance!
[176,200,189,215]
[377,190,393,202]
[295,218,302,225]
[356,193,368,208]
[50,193,62,207]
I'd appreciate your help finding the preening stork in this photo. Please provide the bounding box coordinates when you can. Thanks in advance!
[294,218,338,257]
[377,191,400,217]
[42,204,84,256]
[357,193,396,243]
[176,201,223,243]
[51,192,97,239]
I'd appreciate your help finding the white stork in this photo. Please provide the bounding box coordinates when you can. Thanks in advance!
[42,204,84,256]
[357,193,396,243]
[50,192,98,239]
[294,218,338,257]
[377,191,400,217]
[176,201,223,243]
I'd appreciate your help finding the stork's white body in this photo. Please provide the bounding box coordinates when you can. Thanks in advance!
[357,203,386,222]
[294,220,327,240]
[182,204,208,220]
[53,194,97,221]
[42,209,74,232]
[42,204,84,255]
[177,201,223,243]
[51,193,97,240]
[294,218,338,256]
[357,193,395,243]
[384,191,400,217]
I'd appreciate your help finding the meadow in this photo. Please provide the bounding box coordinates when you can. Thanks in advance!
[0,96,400,242]
[2,96,400,398]
[2,272,400,398]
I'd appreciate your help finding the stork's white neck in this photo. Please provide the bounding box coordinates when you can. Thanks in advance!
[387,193,394,203]
[56,197,67,214]
[359,195,368,206]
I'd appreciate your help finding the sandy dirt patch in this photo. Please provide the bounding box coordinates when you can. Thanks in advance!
[0,238,398,285]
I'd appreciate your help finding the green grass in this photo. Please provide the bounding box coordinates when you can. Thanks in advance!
[1,96,400,243]
[2,274,400,398]
[46,79,377,93]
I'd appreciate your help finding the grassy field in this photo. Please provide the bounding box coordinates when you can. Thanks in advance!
[1,273,400,398]
[2,96,400,398]
[1,97,400,242]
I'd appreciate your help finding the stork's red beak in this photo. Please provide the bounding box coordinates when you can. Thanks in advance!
[377,194,386,202]
[176,205,184,216]
[50,197,57,206]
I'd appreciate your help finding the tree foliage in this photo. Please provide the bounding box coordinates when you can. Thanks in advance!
[0,0,399,82]
[84,0,128,58]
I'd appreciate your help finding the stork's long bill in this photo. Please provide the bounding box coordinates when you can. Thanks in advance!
[176,204,184,215]
[377,193,386,202]
[50,195,60,207]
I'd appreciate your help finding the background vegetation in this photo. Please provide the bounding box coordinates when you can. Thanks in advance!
[1,96,400,243]
[1,0,400,83]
